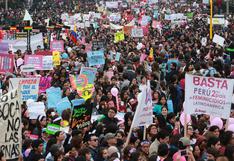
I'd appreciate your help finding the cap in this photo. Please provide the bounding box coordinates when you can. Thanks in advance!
[179,137,190,146]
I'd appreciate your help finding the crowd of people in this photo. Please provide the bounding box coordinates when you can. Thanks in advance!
[0,0,234,161]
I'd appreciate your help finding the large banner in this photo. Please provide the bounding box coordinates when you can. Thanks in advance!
[185,74,234,119]
[9,78,40,101]
[131,81,153,128]
[0,89,22,160]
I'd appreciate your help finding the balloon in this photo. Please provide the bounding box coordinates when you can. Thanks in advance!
[227,124,234,132]
[111,87,118,97]
[210,117,223,129]
[180,112,191,126]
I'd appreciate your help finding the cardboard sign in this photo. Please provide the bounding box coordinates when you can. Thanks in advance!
[80,67,97,84]
[114,31,125,43]
[131,81,153,128]
[131,28,144,38]
[46,87,62,108]
[56,97,71,115]
[52,51,61,66]
[20,64,35,73]
[87,50,105,66]
[0,54,14,73]
[9,78,40,101]
[27,102,46,119]
[213,34,225,47]
[92,40,106,50]
[0,89,21,160]
[50,40,64,52]
[24,55,43,70]
[185,74,234,119]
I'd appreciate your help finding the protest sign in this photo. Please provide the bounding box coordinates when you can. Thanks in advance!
[80,67,97,84]
[110,51,121,61]
[213,34,225,47]
[46,124,60,135]
[185,74,234,119]
[131,81,153,128]
[24,55,43,70]
[106,1,118,8]
[9,78,40,101]
[56,97,71,115]
[0,42,9,54]
[108,13,121,22]
[27,102,46,119]
[50,40,64,52]
[72,101,92,129]
[92,40,106,50]
[87,50,105,67]
[39,76,52,93]
[52,51,61,66]
[0,89,21,160]
[0,54,14,73]
[42,56,53,70]
[131,28,144,38]
[20,64,35,73]
[114,31,125,43]
[46,87,62,108]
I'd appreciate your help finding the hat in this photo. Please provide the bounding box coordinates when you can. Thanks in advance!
[179,137,190,146]
[104,133,115,141]
[107,146,119,156]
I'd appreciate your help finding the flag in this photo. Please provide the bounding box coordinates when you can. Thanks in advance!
[70,31,78,44]
[23,10,33,25]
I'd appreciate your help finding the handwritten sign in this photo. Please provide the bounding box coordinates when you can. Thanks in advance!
[92,40,106,50]
[80,67,97,84]
[46,87,62,108]
[56,97,71,115]
[0,89,21,160]
[50,40,64,52]
[72,102,92,129]
[42,56,53,70]
[0,54,14,73]
[131,28,144,38]
[114,31,125,43]
[27,102,46,119]
[185,74,234,119]
[87,50,105,66]
[52,51,61,66]
[9,78,40,101]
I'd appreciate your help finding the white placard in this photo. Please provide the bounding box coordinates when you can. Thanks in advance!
[213,34,225,47]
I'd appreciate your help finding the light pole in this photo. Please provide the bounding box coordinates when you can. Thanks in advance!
[226,0,230,15]
[210,0,213,40]
[5,0,8,10]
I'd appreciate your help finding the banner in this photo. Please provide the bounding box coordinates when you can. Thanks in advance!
[46,124,60,135]
[27,102,46,119]
[20,64,35,73]
[80,67,97,84]
[50,40,64,52]
[87,50,105,66]
[72,101,92,129]
[0,54,14,73]
[114,31,125,43]
[185,74,234,119]
[9,78,40,101]
[131,81,153,128]
[0,42,9,54]
[52,51,61,66]
[131,28,144,38]
[24,55,43,70]
[0,89,21,160]
[46,87,62,108]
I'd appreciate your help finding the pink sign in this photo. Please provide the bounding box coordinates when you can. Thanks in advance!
[24,55,43,70]
[39,76,52,93]
[0,54,14,73]
[50,40,64,52]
